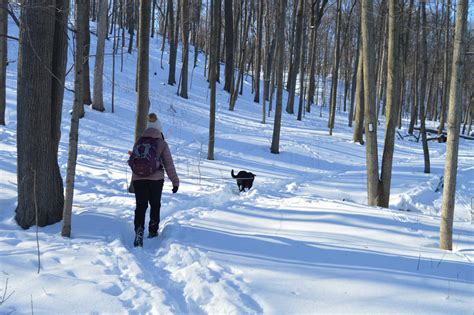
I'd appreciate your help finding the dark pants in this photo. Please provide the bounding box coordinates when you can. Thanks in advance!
[133,179,164,233]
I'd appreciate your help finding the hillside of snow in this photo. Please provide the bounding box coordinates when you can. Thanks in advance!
[1,15,473,314]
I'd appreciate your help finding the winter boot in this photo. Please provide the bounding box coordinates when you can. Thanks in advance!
[134,227,144,247]
[148,231,158,238]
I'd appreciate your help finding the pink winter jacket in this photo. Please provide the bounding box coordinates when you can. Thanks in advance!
[131,128,179,187]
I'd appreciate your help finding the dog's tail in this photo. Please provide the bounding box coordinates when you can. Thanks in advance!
[231,169,237,178]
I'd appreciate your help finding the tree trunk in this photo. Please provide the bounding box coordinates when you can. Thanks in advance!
[167,0,177,85]
[229,0,251,111]
[135,0,151,141]
[306,0,329,111]
[92,0,108,112]
[82,0,92,106]
[440,0,468,251]
[127,0,135,53]
[438,0,451,135]
[296,0,306,122]
[62,0,86,237]
[285,0,304,115]
[398,0,414,129]
[352,36,364,145]
[270,0,286,154]
[179,0,190,98]
[0,0,7,125]
[361,0,379,206]
[378,0,401,208]
[419,1,430,174]
[253,0,263,103]
[208,0,220,160]
[348,23,361,127]
[328,0,342,135]
[16,0,68,229]
[408,7,420,135]
[223,0,234,92]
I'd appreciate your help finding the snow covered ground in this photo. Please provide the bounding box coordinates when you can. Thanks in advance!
[1,16,473,314]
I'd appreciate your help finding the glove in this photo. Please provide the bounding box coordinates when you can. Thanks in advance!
[172,186,179,194]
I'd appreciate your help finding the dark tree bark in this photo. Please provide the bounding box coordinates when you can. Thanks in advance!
[135,0,152,141]
[408,6,420,135]
[0,0,7,125]
[229,0,251,111]
[306,0,329,110]
[285,0,304,115]
[179,0,190,98]
[378,0,401,208]
[208,0,220,160]
[127,0,135,53]
[419,1,430,174]
[328,0,343,134]
[223,0,234,92]
[16,0,69,229]
[253,0,263,102]
[167,0,177,85]
[352,34,364,145]
[82,0,92,106]
[296,0,306,122]
[348,22,361,127]
[270,0,286,154]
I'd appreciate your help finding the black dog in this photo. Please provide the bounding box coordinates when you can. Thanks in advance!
[231,169,256,192]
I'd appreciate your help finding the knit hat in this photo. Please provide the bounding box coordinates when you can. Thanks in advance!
[147,113,162,132]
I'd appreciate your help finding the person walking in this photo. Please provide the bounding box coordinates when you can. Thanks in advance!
[128,113,179,247]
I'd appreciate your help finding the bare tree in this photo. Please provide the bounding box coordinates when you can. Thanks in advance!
[223,0,234,92]
[62,0,86,237]
[0,0,7,126]
[419,0,430,174]
[378,0,401,207]
[270,0,286,154]
[168,0,177,85]
[83,0,92,106]
[306,0,329,110]
[253,0,263,103]
[438,0,451,135]
[16,0,69,229]
[328,0,342,134]
[92,0,108,112]
[208,0,220,160]
[135,0,152,141]
[440,0,469,251]
[361,0,379,206]
[352,36,364,144]
[285,0,304,115]
[179,0,190,98]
